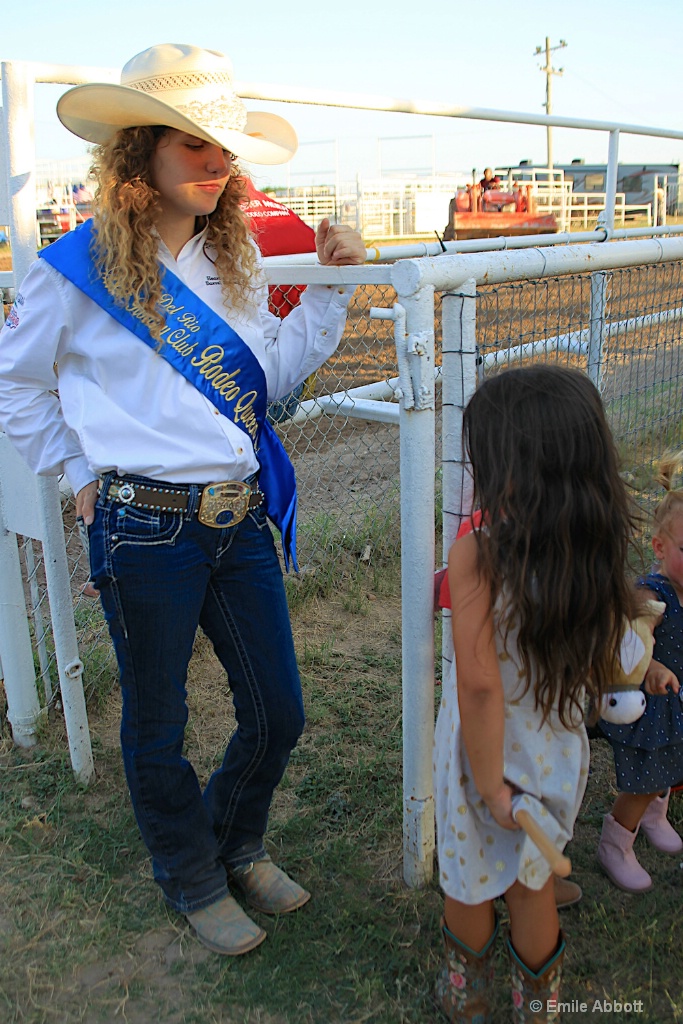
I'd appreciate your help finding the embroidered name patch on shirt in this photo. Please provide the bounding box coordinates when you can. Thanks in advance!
[4,291,24,329]
[5,306,20,329]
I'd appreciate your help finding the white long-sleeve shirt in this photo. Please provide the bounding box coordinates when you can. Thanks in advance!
[0,229,352,496]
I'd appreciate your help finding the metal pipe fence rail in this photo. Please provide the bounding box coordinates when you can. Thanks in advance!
[3,241,682,886]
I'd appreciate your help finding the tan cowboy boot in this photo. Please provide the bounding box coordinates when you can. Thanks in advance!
[553,876,582,909]
[186,893,266,955]
[230,855,310,914]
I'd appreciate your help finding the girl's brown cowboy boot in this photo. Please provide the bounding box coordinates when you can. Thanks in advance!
[508,931,565,1022]
[435,915,498,1023]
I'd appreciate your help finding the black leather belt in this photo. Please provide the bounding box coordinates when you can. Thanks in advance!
[101,476,264,528]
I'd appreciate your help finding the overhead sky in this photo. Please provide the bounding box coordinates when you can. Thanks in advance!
[3,0,682,190]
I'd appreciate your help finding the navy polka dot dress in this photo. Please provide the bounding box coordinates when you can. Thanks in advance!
[601,572,683,793]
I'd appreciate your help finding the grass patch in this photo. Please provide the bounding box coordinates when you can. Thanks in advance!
[283,493,402,610]
[608,379,683,494]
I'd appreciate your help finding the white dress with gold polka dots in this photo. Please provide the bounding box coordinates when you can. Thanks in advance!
[434,618,589,904]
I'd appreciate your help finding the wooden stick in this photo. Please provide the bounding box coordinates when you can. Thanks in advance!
[514,809,572,877]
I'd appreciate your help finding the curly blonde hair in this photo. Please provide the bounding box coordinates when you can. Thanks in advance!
[88,126,260,341]
[653,448,683,533]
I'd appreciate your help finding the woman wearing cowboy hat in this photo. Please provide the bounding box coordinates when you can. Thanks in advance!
[0,43,365,956]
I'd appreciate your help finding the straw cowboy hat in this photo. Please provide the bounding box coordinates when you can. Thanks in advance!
[57,43,298,165]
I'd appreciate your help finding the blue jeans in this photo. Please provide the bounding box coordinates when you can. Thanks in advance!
[88,473,305,914]
[266,381,304,425]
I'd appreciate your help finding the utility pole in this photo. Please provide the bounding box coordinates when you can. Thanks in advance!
[534,37,567,170]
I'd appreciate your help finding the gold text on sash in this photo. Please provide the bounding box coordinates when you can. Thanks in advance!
[128,294,261,442]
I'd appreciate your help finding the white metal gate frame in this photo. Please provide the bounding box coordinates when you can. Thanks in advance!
[3,59,683,880]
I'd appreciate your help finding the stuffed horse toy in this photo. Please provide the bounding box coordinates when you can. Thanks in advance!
[598,600,666,725]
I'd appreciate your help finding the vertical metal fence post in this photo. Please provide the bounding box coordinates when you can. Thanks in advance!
[2,60,38,283]
[601,128,620,234]
[38,477,94,785]
[440,279,478,680]
[588,272,610,391]
[21,537,53,705]
[396,282,436,887]
[0,502,42,747]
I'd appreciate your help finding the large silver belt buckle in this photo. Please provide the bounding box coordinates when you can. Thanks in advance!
[198,481,251,529]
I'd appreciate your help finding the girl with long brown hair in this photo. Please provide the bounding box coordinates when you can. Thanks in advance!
[433,365,637,1022]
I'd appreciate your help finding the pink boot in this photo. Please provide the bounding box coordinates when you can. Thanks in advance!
[596,813,652,893]
[640,790,683,854]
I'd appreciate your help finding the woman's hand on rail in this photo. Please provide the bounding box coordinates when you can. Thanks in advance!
[315,219,366,265]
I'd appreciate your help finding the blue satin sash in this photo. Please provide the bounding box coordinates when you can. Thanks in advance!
[40,220,298,570]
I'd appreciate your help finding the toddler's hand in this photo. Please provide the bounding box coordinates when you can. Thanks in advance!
[644,658,680,696]
[483,783,519,831]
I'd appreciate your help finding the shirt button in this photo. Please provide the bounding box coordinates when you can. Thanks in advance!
[321,329,327,336]
[338,288,345,294]
[214,409,219,415]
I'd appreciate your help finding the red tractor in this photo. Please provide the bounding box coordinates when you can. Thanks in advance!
[443,181,558,240]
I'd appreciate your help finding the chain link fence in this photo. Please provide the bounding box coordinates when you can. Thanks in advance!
[6,258,683,715]
[476,261,683,527]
